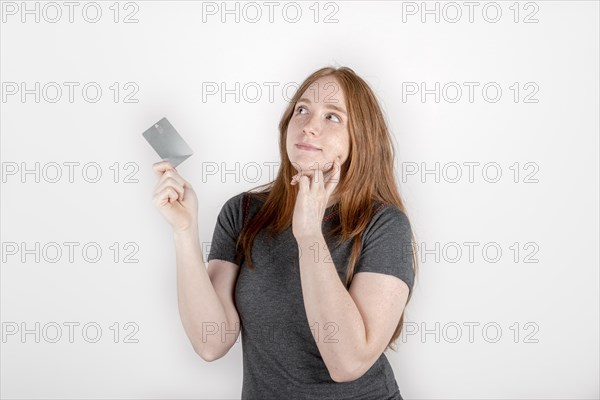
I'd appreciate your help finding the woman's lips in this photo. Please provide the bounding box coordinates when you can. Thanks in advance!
[295,144,321,151]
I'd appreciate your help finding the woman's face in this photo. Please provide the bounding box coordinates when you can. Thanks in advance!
[286,75,350,179]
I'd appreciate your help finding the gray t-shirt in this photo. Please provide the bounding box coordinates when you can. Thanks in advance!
[207,191,414,400]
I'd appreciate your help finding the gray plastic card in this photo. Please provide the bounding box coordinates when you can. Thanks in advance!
[142,117,193,168]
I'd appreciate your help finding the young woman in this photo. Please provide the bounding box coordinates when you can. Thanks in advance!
[152,66,418,400]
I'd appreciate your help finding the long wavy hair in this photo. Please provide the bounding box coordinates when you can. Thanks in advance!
[234,66,419,352]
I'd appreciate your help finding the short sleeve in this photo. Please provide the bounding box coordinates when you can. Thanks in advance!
[207,192,246,265]
[354,204,415,294]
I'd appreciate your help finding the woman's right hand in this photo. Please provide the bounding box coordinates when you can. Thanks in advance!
[152,161,199,233]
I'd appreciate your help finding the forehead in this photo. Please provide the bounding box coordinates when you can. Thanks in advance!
[300,76,346,104]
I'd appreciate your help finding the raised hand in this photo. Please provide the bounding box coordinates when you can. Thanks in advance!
[152,161,199,233]
[290,156,342,241]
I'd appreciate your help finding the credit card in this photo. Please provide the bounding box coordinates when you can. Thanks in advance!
[142,117,193,168]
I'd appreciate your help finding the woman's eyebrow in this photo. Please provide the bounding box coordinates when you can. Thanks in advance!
[297,97,347,115]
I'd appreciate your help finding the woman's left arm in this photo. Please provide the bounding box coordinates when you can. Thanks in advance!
[297,234,410,383]
[291,164,410,383]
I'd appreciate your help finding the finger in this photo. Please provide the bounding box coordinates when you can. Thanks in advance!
[310,169,317,189]
[307,169,316,191]
[316,168,324,192]
[158,168,187,189]
[290,171,301,186]
[154,170,190,200]
[325,158,342,196]
[298,174,309,193]
[153,161,175,176]
[155,178,185,202]
[153,186,180,207]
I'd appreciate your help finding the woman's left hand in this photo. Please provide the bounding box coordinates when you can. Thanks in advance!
[290,156,342,241]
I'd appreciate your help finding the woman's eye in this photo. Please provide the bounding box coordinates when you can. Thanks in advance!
[296,105,307,114]
[327,114,341,123]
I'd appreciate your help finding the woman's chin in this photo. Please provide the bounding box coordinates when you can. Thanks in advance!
[291,160,326,174]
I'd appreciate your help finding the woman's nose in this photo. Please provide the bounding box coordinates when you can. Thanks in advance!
[302,114,320,136]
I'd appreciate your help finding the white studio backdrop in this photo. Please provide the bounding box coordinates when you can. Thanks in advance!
[1,1,598,399]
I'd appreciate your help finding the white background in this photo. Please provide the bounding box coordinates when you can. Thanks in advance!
[1,0,598,399]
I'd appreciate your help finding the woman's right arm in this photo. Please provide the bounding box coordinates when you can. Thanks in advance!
[152,161,241,361]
